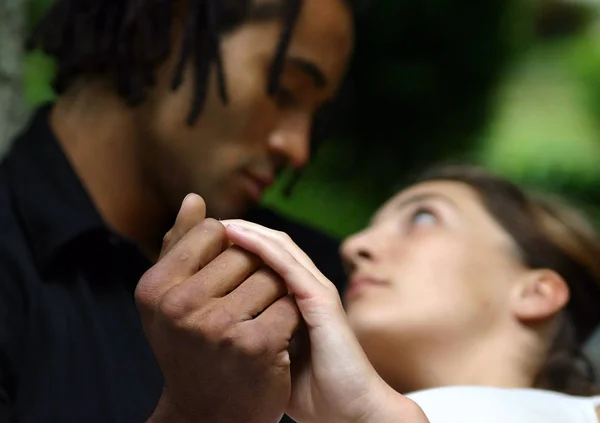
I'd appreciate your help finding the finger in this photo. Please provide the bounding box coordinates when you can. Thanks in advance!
[160,194,207,260]
[136,219,226,310]
[225,267,288,320]
[223,220,326,283]
[170,246,262,309]
[225,226,347,330]
[252,295,301,353]
[225,224,332,301]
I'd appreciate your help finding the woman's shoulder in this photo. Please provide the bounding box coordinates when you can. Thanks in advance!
[405,386,600,423]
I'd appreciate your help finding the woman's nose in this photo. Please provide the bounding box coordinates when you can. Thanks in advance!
[341,231,376,267]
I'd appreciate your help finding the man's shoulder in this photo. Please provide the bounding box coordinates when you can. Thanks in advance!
[0,161,38,283]
[0,162,20,232]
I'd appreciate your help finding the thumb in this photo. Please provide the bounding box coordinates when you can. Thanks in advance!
[160,194,206,260]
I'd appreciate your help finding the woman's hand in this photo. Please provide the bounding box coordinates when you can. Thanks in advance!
[223,220,428,423]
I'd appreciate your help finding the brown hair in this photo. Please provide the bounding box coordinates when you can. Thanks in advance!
[415,164,600,396]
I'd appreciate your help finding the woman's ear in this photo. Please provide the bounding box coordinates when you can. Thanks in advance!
[511,269,570,323]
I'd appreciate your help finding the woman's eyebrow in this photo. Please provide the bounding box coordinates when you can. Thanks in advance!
[370,192,458,225]
[393,192,458,211]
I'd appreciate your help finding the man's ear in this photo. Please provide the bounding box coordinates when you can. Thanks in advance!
[511,269,570,323]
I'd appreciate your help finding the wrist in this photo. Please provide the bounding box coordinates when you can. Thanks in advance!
[345,380,427,423]
[147,392,200,423]
[148,391,284,423]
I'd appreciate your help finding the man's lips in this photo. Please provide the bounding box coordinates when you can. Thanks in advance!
[242,171,275,201]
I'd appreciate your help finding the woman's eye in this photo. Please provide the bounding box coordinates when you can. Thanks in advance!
[411,209,438,227]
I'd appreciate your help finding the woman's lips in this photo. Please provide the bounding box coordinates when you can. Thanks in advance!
[345,275,388,299]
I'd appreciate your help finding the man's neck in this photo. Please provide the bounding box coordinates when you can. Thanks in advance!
[50,84,169,260]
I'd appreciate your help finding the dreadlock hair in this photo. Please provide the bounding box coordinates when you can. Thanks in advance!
[27,0,361,126]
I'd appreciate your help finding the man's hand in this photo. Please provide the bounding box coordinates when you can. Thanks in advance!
[136,195,301,423]
[223,220,430,423]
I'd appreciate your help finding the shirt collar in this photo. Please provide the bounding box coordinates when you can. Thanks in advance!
[4,105,106,269]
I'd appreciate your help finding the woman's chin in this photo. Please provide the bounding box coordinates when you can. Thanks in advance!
[346,301,393,336]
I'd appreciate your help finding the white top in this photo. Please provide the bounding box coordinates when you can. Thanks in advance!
[406,386,600,423]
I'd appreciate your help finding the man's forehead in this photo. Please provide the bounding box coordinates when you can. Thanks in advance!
[287,0,354,91]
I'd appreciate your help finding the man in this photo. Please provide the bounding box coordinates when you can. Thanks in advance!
[0,0,355,421]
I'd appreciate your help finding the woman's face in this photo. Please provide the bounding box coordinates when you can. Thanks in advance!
[341,180,531,386]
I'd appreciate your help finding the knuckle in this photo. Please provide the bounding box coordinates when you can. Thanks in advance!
[220,325,243,349]
[162,229,172,246]
[170,248,193,266]
[139,266,162,287]
[275,230,292,242]
[134,267,164,307]
[160,230,172,251]
[159,298,237,341]
[198,218,226,237]
[240,335,269,358]
[201,307,235,343]
[133,284,150,310]
[157,286,193,323]
[222,325,268,357]
[325,281,340,294]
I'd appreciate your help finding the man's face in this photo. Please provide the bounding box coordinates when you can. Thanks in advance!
[137,0,354,219]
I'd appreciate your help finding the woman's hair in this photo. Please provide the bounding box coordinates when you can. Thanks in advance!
[414,164,600,396]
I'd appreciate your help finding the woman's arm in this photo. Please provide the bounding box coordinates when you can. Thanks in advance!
[224,220,430,423]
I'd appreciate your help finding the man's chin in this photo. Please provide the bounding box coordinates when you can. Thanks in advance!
[207,197,257,220]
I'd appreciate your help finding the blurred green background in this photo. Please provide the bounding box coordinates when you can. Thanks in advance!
[24,0,600,238]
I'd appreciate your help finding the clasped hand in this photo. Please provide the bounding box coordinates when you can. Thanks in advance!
[136,194,428,423]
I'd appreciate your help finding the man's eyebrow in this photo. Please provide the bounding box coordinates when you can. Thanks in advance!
[246,3,327,89]
[287,57,327,89]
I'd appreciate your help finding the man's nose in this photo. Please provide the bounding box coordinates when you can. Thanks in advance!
[268,114,311,169]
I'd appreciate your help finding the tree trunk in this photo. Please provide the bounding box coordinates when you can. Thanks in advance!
[0,0,28,158]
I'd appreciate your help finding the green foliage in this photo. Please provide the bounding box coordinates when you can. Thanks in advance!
[264,0,525,235]
[479,15,600,213]
[24,50,56,105]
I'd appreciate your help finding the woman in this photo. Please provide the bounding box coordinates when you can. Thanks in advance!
[225,165,600,423]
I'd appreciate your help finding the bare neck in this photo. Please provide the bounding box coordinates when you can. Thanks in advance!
[50,84,168,260]
[377,330,540,394]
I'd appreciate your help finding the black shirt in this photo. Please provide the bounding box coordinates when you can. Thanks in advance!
[0,107,346,423]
